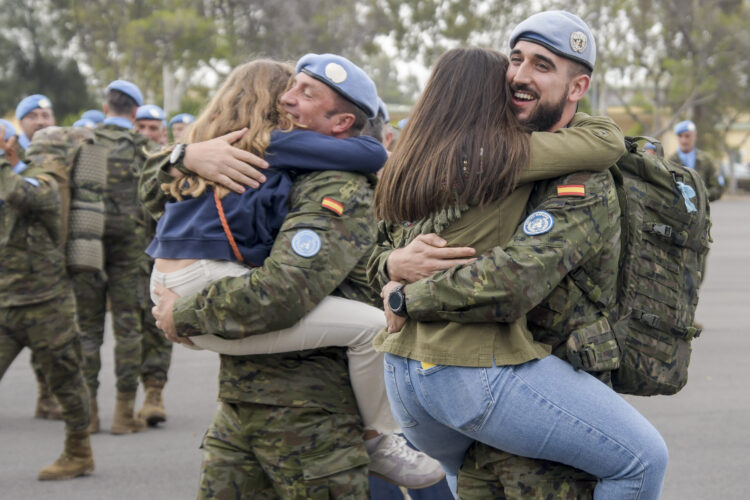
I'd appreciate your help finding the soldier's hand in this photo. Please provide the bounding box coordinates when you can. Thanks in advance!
[152,284,195,346]
[0,125,19,167]
[183,128,269,193]
[381,281,407,333]
[387,233,476,283]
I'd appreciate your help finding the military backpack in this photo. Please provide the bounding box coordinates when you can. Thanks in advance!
[570,137,711,396]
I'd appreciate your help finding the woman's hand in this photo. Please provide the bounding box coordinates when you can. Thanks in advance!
[183,128,269,193]
[152,284,194,346]
[381,281,407,334]
[387,233,476,283]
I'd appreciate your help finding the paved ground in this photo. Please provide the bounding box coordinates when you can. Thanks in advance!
[1,197,748,499]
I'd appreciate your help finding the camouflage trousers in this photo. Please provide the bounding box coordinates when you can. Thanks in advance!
[457,442,596,500]
[140,263,172,387]
[198,401,370,499]
[0,291,90,432]
[72,232,145,395]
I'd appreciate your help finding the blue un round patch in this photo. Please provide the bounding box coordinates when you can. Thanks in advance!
[523,210,555,236]
[291,229,322,258]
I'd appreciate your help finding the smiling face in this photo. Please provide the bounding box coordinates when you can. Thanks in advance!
[280,72,349,137]
[19,107,55,139]
[507,40,589,132]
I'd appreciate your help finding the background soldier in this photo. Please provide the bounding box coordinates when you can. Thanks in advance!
[0,135,94,480]
[135,104,168,146]
[669,120,724,202]
[168,113,194,143]
[73,80,150,435]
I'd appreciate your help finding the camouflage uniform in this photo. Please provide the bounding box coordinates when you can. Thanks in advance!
[370,168,620,498]
[140,152,378,499]
[0,158,90,432]
[73,124,150,396]
[669,149,723,202]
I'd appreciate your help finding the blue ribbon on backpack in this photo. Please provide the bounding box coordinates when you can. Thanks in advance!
[676,181,697,213]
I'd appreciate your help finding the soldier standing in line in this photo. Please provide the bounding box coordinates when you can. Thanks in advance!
[72,80,150,435]
[14,94,65,420]
[669,120,724,202]
[168,113,195,143]
[0,132,94,481]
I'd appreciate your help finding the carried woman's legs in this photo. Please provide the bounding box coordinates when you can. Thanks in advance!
[384,353,668,499]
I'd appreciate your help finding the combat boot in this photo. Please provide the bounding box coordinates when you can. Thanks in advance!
[35,379,63,420]
[111,391,147,435]
[38,429,95,480]
[87,398,100,434]
[137,381,167,427]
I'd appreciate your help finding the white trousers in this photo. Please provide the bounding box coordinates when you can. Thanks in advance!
[150,259,397,433]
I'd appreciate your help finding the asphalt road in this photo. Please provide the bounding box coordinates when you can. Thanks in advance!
[1,197,748,499]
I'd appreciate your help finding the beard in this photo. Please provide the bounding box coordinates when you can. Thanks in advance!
[514,83,569,132]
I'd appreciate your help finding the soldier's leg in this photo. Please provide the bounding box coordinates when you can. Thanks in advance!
[31,351,63,419]
[198,402,279,499]
[0,307,24,379]
[138,298,171,426]
[71,271,107,398]
[458,442,596,500]
[250,404,370,499]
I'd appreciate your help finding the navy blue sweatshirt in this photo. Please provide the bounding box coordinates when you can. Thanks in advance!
[146,129,386,266]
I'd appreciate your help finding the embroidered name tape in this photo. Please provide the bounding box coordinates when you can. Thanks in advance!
[523,210,555,236]
[291,229,322,258]
[557,184,585,197]
[321,197,344,215]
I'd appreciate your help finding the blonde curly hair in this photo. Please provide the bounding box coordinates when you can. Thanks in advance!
[163,59,295,200]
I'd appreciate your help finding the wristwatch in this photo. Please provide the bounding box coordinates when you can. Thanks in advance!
[388,284,408,317]
[169,143,186,165]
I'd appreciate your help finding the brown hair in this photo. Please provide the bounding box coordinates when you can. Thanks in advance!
[163,59,295,200]
[373,47,530,223]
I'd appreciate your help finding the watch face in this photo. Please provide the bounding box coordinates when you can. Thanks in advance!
[389,289,403,312]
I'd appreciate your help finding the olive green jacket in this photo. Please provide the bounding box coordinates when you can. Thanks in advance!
[368,113,624,367]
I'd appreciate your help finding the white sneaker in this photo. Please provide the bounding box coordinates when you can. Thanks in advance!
[367,434,445,489]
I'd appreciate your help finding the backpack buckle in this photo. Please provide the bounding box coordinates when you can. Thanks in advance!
[648,223,672,238]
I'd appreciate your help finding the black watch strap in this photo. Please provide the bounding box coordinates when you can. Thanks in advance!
[388,284,408,317]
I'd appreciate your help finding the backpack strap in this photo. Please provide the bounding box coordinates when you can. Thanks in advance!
[630,310,702,341]
[570,267,611,311]
[213,189,245,263]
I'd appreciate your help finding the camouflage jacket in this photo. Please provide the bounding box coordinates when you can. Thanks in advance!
[383,169,620,372]
[0,159,69,307]
[669,149,723,202]
[139,151,379,411]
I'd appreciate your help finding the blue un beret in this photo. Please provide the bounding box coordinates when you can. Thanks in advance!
[106,80,144,107]
[136,104,166,121]
[81,110,105,123]
[510,10,596,71]
[674,120,697,135]
[0,118,18,140]
[168,113,195,127]
[643,142,657,151]
[15,94,53,120]
[296,53,379,118]
[377,98,390,122]
[73,119,97,129]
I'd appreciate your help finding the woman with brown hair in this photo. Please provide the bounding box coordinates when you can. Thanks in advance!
[372,47,666,498]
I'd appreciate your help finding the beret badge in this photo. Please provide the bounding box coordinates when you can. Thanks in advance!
[324,63,348,83]
[570,31,587,53]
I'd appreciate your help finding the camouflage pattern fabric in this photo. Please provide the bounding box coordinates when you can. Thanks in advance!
[198,402,370,500]
[140,290,172,386]
[73,124,151,395]
[669,149,723,202]
[458,443,595,500]
[139,151,378,493]
[0,159,90,432]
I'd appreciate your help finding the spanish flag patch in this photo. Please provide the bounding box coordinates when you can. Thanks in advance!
[557,184,586,197]
[321,197,344,215]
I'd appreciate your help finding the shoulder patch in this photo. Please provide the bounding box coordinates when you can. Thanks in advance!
[291,229,322,258]
[523,210,555,236]
[321,197,344,216]
[557,184,585,197]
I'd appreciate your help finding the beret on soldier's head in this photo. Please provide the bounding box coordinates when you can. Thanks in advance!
[106,80,144,107]
[73,119,96,129]
[397,118,409,130]
[81,110,105,123]
[644,142,657,151]
[0,118,18,140]
[136,104,166,121]
[377,98,389,122]
[509,10,596,71]
[674,120,697,135]
[168,113,195,127]
[296,53,379,118]
[15,94,53,120]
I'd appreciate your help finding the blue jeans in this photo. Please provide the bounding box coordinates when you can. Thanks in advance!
[383,354,668,499]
